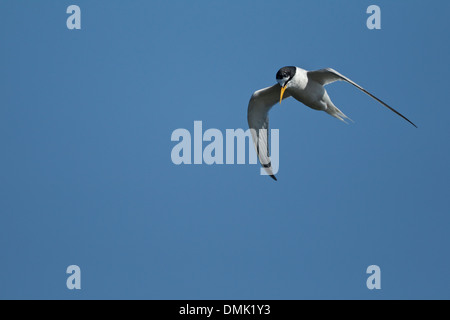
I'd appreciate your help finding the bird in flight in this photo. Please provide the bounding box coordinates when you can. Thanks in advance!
[247,66,417,181]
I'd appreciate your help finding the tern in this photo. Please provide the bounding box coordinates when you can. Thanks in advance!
[247,66,416,181]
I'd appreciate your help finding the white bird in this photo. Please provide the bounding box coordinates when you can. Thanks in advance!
[247,66,416,181]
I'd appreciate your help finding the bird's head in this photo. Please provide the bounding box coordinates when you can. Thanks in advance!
[276,66,296,103]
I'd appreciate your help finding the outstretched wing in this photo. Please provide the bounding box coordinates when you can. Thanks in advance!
[247,84,291,180]
[308,68,417,127]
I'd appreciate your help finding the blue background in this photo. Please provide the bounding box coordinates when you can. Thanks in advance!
[1,0,449,299]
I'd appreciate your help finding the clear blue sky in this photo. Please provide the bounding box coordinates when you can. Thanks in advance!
[1,0,449,299]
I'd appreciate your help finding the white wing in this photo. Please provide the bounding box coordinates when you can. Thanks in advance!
[308,68,417,127]
[247,84,291,180]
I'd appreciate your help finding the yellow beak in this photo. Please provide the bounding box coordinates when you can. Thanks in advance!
[280,85,287,104]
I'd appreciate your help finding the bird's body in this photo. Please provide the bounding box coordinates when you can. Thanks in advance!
[247,66,416,180]
[284,67,352,121]
[281,67,315,106]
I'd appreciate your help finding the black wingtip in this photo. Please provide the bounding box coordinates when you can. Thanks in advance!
[270,175,278,181]
[404,117,418,128]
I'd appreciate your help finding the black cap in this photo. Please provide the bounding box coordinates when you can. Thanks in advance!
[276,66,296,80]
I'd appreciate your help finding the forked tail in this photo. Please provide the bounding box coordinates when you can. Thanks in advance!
[326,103,354,124]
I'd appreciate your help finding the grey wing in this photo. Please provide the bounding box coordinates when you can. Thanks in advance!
[308,68,417,127]
[247,84,291,180]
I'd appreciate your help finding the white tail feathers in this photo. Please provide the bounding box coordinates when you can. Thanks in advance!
[326,104,354,124]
